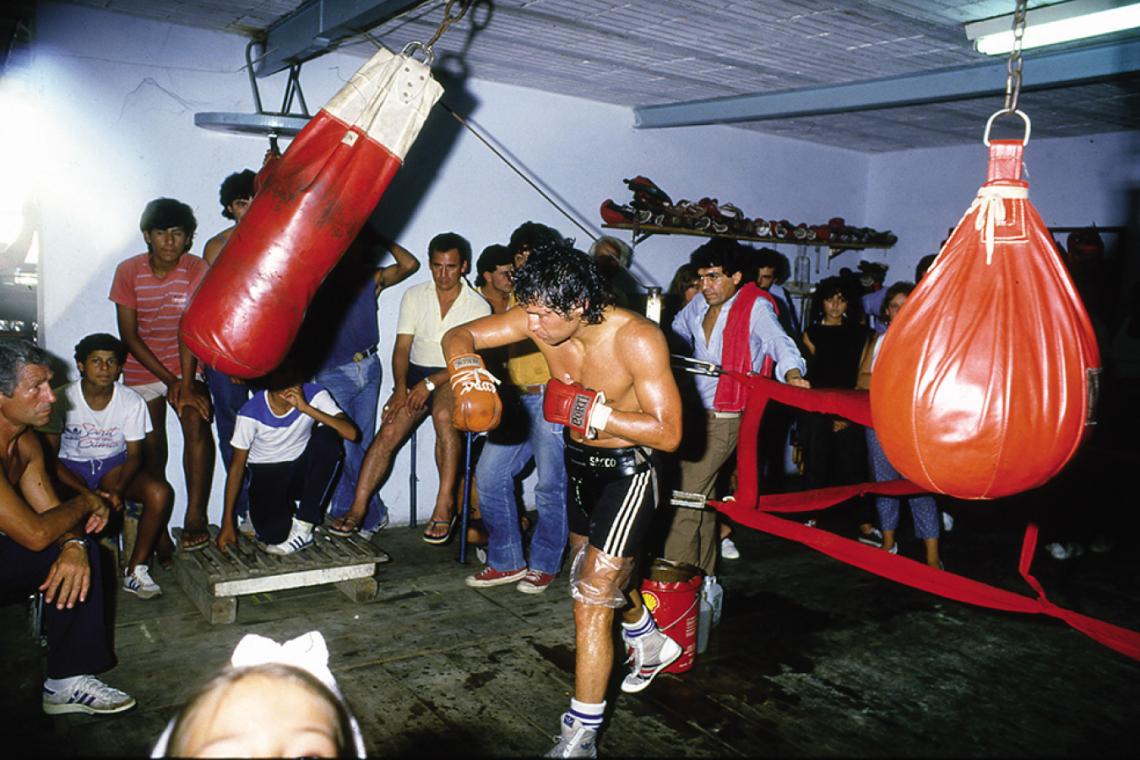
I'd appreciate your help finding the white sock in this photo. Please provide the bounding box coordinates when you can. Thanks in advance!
[621,606,656,638]
[44,675,82,691]
[569,698,605,730]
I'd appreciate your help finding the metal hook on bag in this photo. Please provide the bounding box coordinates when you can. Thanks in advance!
[983,108,1032,146]
[401,40,435,66]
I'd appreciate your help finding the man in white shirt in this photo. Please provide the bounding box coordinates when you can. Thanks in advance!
[330,233,490,544]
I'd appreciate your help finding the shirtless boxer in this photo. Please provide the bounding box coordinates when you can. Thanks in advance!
[442,242,682,758]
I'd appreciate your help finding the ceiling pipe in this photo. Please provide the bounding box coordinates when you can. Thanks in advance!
[634,39,1140,128]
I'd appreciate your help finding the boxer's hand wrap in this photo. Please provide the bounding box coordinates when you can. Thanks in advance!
[544,379,613,439]
[448,354,502,432]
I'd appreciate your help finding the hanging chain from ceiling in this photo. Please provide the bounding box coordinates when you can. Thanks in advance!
[1002,0,1028,114]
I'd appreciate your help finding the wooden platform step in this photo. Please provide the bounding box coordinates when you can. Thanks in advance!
[172,528,390,624]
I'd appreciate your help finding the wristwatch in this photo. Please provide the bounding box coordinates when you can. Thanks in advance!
[424,377,436,393]
[61,536,89,551]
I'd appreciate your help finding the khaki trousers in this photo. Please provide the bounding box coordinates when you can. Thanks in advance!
[662,415,740,575]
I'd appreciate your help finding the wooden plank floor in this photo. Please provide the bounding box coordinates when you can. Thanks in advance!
[4,502,1139,757]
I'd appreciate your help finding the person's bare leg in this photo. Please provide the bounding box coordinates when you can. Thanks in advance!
[572,545,625,703]
[179,411,215,538]
[882,529,897,553]
[428,387,461,536]
[124,470,174,570]
[142,397,174,561]
[339,405,422,528]
[923,537,941,568]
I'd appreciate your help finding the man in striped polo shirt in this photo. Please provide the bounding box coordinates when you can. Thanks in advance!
[109,198,215,553]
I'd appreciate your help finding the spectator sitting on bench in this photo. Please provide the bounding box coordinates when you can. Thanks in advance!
[216,366,359,556]
[43,333,174,600]
[1,338,134,716]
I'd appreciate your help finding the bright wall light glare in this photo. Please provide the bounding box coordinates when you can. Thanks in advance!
[966,1,1140,55]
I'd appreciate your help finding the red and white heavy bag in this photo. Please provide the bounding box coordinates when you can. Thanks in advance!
[182,48,443,377]
[870,140,1101,499]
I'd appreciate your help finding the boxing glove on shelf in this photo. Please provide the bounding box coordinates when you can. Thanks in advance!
[448,354,502,432]
[544,378,613,439]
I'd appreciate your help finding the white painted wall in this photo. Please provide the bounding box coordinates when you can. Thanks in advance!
[21,2,1137,530]
[864,130,1139,284]
[22,2,867,529]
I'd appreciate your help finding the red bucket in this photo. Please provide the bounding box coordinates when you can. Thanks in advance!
[639,560,701,673]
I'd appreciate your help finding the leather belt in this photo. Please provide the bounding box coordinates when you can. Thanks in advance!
[518,384,545,395]
[707,410,742,419]
[352,345,380,363]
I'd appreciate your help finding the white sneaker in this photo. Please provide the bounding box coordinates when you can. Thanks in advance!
[237,515,257,538]
[941,511,955,532]
[720,536,741,560]
[358,512,390,541]
[545,712,598,758]
[264,518,315,556]
[620,628,682,694]
[122,564,162,599]
[43,675,135,715]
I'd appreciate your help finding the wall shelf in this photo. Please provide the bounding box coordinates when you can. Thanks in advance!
[601,222,894,260]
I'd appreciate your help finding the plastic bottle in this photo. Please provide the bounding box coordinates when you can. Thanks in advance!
[707,574,724,627]
[697,580,712,655]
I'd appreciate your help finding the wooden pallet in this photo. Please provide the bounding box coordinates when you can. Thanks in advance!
[172,528,390,624]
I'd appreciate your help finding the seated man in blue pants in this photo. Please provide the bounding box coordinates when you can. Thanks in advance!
[465,222,571,593]
[215,368,359,555]
[0,339,133,715]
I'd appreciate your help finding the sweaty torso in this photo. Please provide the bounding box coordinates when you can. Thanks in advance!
[2,430,32,496]
[534,308,645,449]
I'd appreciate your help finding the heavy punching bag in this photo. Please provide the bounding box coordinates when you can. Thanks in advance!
[182,48,443,377]
[870,138,1101,499]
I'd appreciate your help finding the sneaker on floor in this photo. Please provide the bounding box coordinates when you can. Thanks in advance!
[518,569,556,594]
[1046,541,1084,561]
[358,512,390,541]
[941,511,955,532]
[43,675,135,716]
[720,536,741,560]
[857,526,884,548]
[621,629,682,694]
[545,712,598,758]
[465,565,527,588]
[122,564,162,599]
[263,518,315,556]
[237,515,256,538]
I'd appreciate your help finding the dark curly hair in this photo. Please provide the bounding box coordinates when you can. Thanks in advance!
[689,238,745,277]
[219,170,256,219]
[808,275,865,325]
[139,198,196,252]
[508,222,570,256]
[879,281,915,325]
[512,241,612,324]
[74,333,127,364]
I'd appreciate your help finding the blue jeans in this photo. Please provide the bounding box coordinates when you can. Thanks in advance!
[475,391,567,575]
[316,354,385,531]
[865,428,939,539]
[206,366,251,517]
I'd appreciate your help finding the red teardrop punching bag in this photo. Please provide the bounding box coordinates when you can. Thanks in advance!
[870,139,1101,499]
[182,48,443,377]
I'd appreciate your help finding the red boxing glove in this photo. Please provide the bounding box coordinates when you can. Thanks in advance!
[448,354,502,432]
[543,379,613,439]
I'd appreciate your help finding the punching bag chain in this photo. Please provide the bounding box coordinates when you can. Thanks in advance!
[425,0,472,50]
[1003,0,1028,113]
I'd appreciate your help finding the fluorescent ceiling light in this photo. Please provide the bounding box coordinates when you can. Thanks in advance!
[965,0,1140,55]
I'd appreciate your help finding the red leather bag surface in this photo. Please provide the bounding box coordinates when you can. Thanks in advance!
[182,49,442,378]
[870,140,1101,499]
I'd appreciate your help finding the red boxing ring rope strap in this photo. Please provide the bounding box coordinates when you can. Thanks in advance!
[717,371,1140,661]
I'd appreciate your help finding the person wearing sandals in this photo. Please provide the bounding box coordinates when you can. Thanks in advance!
[1,339,135,716]
[215,366,359,555]
[109,198,215,554]
[42,334,174,599]
[329,233,489,545]
[296,228,421,543]
[856,282,942,568]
